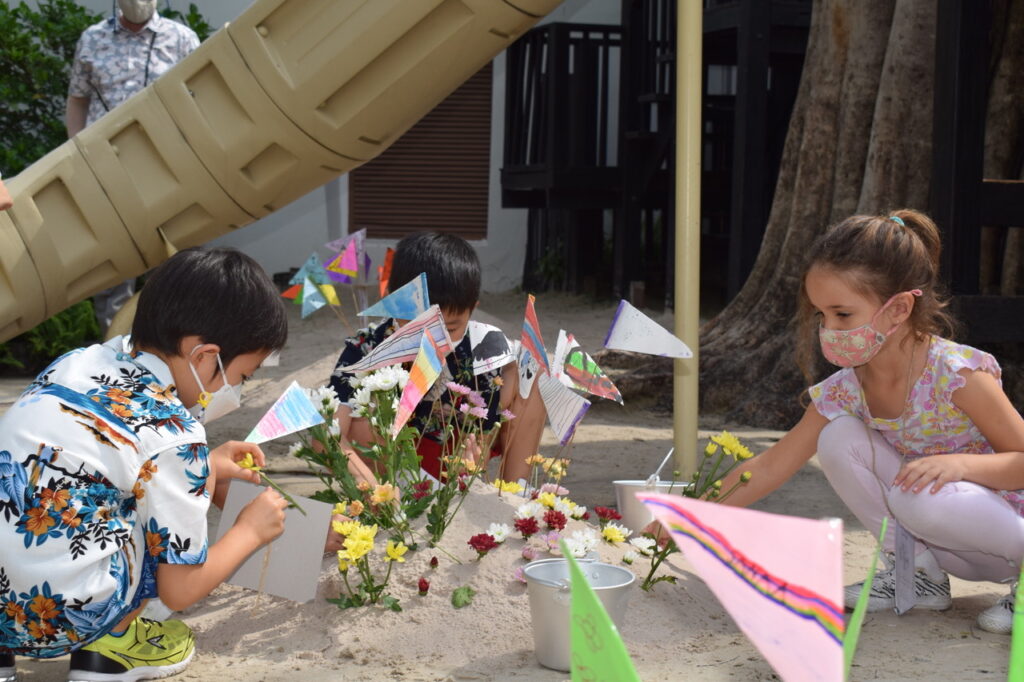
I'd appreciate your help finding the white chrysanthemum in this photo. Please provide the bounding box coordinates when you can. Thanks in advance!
[515,500,544,520]
[605,521,631,538]
[622,550,639,565]
[553,498,575,516]
[629,536,656,556]
[285,442,303,458]
[487,523,511,543]
[308,385,342,415]
[562,537,590,558]
[351,386,373,407]
[569,528,600,553]
[362,366,410,392]
[327,421,341,437]
[570,505,587,520]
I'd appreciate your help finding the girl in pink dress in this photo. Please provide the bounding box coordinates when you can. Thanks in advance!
[723,209,1024,635]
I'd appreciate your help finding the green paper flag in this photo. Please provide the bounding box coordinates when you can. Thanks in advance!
[844,517,888,679]
[560,540,641,682]
[1009,568,1024,682]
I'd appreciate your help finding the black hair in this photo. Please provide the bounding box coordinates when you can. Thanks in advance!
[131,247,288,367]
[389,233,480,312]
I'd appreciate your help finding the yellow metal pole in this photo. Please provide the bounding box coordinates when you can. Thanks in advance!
[674,0,702,478]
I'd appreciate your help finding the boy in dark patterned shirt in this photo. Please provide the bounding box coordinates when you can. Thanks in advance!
[328,233,544,481]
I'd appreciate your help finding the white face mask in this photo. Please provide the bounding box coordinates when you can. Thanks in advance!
[187,346,242,424]
[117,0,156,24]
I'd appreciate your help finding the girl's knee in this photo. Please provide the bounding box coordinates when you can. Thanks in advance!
[816,416,866,465]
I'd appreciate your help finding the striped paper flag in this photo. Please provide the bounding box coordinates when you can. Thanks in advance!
[339,305,453,374]
[390,332,444,437]
[521,294,550,373]
[245,381,325,444]
[638,493,844,681]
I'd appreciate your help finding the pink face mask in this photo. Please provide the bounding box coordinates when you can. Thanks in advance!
[818,290,922,368]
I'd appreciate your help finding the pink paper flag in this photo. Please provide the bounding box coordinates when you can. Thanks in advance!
[244,381,325,444]
[390,333,444,438]
[339,305,453,373]
[637,493,844,682]
[326,239,359,282]
[520,294,550,374]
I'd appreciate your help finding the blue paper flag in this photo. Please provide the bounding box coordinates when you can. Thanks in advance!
[301,277,326,318]
[358,272,429,319]
[290,253,328,286]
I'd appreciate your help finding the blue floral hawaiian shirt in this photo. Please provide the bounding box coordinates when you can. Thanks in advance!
[68,12,200,129]
[0,337,209,657]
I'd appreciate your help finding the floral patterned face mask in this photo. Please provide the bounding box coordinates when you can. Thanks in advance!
[818,289,922,368]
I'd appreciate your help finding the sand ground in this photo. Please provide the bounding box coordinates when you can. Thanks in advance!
[4,291,1013,681]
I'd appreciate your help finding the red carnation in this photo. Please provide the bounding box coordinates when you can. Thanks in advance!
[413,480,432,500]
[467,533,499,558]
[514,516,540,540]
[418,577,430,596]
[458,473,469,492]
[543,509,567,531]
[429,556,439,569]
[594,506,622,522]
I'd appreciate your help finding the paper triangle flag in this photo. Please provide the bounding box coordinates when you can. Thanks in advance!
[301,278,326,318]
[537,372,590,446]
[325,227,366,254]
[340,305,454,373]
[391,332,444,437]
[378,247,394,299]
[245,381,325,444]
[289,253,328,286]
[551,330,578,389]
[358,272,429,319]
[468,321,515,375]
[326,239,359,279]
[638,493,844,681]
[281,283,302,301]
[319,283,340,307]
[520,294,550,373]
[604,300,692,358]
[559,540,641,682]
[564,347,623,405]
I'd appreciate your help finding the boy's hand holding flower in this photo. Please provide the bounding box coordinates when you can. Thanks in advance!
[212,441,266,484]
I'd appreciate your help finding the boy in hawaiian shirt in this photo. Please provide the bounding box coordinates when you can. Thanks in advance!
[328,233,546,483]
[0,248,288,681]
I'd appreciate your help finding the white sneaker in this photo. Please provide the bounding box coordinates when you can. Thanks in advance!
[976,584,1015,635]
[844,552,952,612]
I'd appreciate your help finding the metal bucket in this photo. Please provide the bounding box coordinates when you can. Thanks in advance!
[613,480,690,536]
[523,558,635,672]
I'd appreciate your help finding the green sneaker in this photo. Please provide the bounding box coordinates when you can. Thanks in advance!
[67,617,195,681]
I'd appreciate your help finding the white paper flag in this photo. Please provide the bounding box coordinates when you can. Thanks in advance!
[603,300,693,358]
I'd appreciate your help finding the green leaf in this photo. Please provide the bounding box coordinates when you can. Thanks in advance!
[450,585,476,609]
[382,595,403,612]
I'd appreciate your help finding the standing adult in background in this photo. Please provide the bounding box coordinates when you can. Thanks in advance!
[66,0,199,333]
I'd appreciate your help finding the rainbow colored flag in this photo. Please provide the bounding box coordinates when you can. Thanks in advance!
[245,382,325,444]
[520,294,550,373]
[638,492,844,681]
[390,332,444,438]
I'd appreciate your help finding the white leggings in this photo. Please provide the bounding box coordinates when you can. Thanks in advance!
[817,416,1024,582]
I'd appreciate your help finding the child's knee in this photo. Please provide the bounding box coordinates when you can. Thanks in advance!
[816,416,865,465]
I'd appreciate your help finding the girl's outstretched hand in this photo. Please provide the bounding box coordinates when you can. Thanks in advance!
[893,454,968,494]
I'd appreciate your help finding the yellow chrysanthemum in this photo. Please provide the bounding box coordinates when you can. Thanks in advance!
[704,442,718,457]
[525,454,546,466]
[238,452,261,472]
[537,492,557,508]
[384,540,408,563]
[332,502,347,516]
[332,520,359,537]
[493,479,524,494]
[342,537,373,562]
[370,484,398,505]
[540,457,555,472]
[602,525,626,544]
[710,431,754,460]
[461,458,481,474]
[336,551,350,572]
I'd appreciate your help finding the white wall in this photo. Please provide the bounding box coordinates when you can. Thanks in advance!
[20,0,619,291]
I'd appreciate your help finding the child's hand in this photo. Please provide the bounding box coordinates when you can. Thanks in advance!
[893,454,968,494]
[346,452,378,489]
[461,434,482,465]
[324,513,350,553]
[642,520,670,546]
[211,441,266,485]
[236,487,288,545]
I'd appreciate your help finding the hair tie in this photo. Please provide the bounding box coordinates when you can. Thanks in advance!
[889,216,905,226]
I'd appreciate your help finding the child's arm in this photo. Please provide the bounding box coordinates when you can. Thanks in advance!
[156,487,287,610]
[208,440,265,508]
[894,369,1024,493]
[331,405,380,485]
[497,361,546,482]
[717,403,828,507]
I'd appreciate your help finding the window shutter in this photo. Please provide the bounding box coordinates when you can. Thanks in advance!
[350,62,492,241]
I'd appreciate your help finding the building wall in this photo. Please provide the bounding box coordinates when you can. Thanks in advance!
[22,0,619,291]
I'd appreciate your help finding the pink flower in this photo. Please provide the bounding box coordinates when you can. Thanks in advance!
[521,545,539,561]
[467,391,486,408]
[543,531,561,551]
[538,483,570,496]
[446,382,472,395]
[459,403,470,414]
[501,409,516,421]
[469,407,488,419]
[512,565,527,584]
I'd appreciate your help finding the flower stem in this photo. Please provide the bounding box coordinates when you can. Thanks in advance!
[259,472,307,515]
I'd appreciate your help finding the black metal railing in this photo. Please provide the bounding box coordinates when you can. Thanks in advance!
[503,23,622,172]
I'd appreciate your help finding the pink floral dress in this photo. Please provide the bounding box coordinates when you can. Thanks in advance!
[809,336,1024,516]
